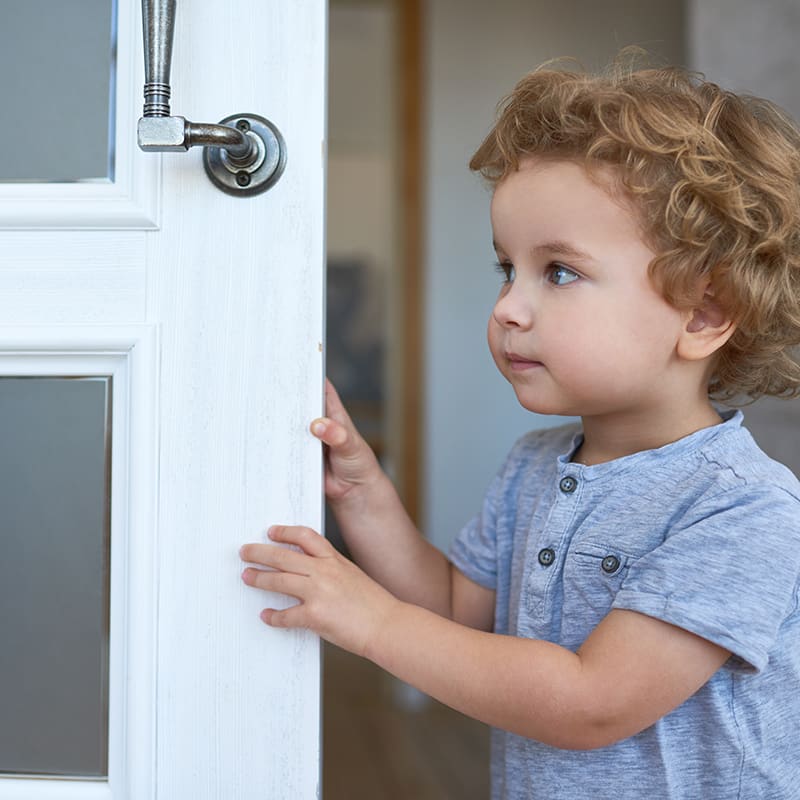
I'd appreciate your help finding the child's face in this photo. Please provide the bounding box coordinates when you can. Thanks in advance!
[488,157,687,418]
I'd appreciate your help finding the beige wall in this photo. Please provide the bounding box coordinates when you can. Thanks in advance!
[328,3,396,264]
[327,2,403,479]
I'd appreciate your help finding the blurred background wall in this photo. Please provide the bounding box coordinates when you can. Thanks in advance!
[422,0,686,551]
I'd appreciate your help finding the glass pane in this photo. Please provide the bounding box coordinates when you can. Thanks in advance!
[0,377,111,778]
[0,0,116,182]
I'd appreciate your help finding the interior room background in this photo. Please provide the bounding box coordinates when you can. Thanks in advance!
[325,2,800,796]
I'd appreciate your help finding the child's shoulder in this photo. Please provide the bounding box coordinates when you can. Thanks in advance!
[696,411,800,503]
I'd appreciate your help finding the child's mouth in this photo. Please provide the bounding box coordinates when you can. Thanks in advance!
[506,353,543,371]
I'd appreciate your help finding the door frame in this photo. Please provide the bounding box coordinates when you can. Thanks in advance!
[396,0,424,523]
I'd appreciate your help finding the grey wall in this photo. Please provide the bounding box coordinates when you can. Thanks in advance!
[688,0,800,115]
[687,0,800,476]
[422,0,686,551]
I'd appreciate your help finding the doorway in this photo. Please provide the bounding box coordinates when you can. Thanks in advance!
[324,1,491,797]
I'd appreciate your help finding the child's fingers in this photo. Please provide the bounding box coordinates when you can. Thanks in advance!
[239,541,311,575]
[324,379,365,430]
[310,416,348,447]
[310,417,369,465]
[260,605,305,629]
[242,568,307,599]
[323,378,348,419]
[268,524,330,557]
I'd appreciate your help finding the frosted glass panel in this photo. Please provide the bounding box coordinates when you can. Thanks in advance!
[0,377,111,778]
[0,0,116,181]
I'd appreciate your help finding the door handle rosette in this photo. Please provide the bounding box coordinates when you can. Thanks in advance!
[137,0,286,196]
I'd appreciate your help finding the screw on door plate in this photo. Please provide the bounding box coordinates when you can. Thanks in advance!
[203,113,286,197]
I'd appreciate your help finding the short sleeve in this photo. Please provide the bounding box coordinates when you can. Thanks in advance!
[612,485,800,673]
[449,471,503,591]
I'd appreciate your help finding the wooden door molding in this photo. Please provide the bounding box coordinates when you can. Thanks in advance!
[0,325,158,800]
[397,0,425,525]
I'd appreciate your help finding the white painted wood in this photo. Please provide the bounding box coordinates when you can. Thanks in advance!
[146,2,325,796]
[0,780,112,800]
[0,328,158,800]
[0,233,146,323]
[0,1,326,799]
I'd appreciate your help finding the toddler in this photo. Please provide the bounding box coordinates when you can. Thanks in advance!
[241,60,800,799]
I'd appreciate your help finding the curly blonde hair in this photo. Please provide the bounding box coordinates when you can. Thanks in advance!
[470,59,800,401]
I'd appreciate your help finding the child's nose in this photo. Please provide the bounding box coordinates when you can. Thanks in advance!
[492,283,534,329]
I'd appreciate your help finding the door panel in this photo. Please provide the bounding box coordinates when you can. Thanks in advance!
[0,331,156,800]
[0,0,115,182]
[0,377,111,778]
[0,2,325,799]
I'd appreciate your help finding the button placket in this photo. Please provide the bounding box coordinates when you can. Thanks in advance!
[523,470,584,618]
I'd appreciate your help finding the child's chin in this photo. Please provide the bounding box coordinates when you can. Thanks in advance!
[513,390,564,417]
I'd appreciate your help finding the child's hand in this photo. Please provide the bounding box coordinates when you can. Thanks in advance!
[310,378,383,502]
[240,525,398,657]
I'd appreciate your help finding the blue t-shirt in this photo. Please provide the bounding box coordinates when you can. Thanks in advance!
[450,411,800,800]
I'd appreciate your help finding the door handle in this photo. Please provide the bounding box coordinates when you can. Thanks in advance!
[137,0,286,196]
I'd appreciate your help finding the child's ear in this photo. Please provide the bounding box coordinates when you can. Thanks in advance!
[676,285,736,362]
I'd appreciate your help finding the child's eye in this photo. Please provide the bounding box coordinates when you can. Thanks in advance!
[494,261,515,283]
[547,263,580,286]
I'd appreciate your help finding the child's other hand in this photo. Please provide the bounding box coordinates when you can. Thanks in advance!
[240,525,398,657]
[310,378,383,502]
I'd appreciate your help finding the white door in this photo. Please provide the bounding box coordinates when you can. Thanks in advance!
[0,1,325,798]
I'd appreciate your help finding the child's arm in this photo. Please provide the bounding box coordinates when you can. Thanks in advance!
[311,380,494,628]
[240,525,730,750]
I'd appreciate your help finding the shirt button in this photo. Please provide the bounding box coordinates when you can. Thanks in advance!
[601,555,621,574]
[559,476,578,493]
[538,547,556,567]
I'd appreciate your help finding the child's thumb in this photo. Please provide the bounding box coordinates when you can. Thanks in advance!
[310,417,351,450]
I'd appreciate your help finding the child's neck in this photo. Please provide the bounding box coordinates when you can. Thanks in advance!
[573,401,724,466]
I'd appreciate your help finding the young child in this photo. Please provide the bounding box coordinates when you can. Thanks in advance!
[241,61,800,798]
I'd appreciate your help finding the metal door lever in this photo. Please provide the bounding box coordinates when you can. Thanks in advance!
[137,0,286,196]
